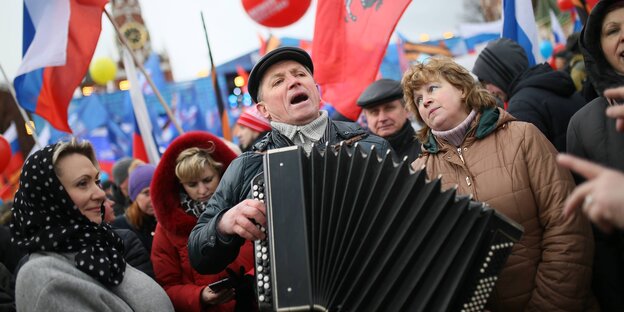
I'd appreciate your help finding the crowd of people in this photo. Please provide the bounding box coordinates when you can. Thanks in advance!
[1,0,624,311]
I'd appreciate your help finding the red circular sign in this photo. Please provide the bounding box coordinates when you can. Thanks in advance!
[242,0,311,28]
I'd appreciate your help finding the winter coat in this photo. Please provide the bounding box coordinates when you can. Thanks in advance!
[151,131,255,312]
[15,252,173,312]
[384,120,421,163]
[112,214,156,255]
[570,1,624,310]
[0,225,25,274]
[417,107,595,311]
[506,63,586,152]
[113,229,154,278]
[0,262,15,312]
[188,119,391,274]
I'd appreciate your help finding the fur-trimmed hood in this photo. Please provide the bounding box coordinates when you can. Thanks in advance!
[151,131,237,235]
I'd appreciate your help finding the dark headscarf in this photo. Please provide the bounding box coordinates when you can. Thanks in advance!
[580,0,624,94]
[10,143,126,286]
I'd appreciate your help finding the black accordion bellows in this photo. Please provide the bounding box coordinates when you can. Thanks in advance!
[252,145,523,312]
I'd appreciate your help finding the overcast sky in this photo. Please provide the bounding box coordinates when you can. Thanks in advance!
[0,0,464,82]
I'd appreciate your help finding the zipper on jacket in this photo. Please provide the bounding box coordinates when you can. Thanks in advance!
[456,147,465,164]
[457,147,472,186]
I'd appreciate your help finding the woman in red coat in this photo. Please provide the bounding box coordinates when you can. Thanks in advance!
[151,131,254,312]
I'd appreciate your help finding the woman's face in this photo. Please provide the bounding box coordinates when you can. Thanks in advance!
[135,187,154,216]
[601,7,624,74]
[181,165,221,203]
[413,78,469,132]
[56,153,105,224]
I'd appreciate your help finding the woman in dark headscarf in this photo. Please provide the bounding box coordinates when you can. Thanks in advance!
[567,1,624,310]
[10,139,172,311]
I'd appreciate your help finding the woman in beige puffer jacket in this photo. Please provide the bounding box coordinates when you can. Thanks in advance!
[403,57,596,311]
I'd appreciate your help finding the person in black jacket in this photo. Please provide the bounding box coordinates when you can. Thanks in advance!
[187,47,391,274]
[357,79,421,162]
[472,38,586,152]
[566,1,624,311]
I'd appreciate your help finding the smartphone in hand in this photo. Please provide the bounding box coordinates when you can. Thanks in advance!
[208,277,233,292]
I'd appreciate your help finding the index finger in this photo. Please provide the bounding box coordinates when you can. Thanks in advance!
[603,86,624,101]
[557,154,606,180]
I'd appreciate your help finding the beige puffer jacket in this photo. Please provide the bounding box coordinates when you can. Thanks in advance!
[417,107,595,311]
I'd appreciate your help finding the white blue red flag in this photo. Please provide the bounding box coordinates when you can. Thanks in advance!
[13,0,108,133]
[549,10,566,45]
[502,0,541,66]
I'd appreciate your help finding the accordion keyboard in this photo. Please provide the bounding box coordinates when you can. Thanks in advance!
[251,175,273,308]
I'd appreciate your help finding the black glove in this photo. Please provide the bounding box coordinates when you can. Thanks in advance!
[226,266,257,312]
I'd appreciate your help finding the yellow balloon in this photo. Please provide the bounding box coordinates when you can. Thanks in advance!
[89,57,117,85]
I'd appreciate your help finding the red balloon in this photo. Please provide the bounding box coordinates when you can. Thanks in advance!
[0,135,11,174]
[557,0,574,11]
[242,0,311,28]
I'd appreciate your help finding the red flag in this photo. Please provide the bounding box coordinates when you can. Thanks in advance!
[131,116,149,163]
[14,0,109,133]
[312,0,411,121]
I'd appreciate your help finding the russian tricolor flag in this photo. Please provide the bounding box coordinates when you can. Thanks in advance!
[502,0,541,66]
[13,0,108,133]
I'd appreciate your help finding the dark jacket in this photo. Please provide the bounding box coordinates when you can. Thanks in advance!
[506,63,586,152]
[384,120,420,163]
[0,226,25,274]
[570,1,624,310]
[0,263,15,312]
[188,119,391,274]
[113,229,154,278]
[110,184,131,216]
[111,215,157,255]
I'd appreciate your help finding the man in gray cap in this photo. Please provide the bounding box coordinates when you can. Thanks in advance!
[472,38,586,152]
[188,46,391,274]
[110,157,133,215]
[357,79,420,162]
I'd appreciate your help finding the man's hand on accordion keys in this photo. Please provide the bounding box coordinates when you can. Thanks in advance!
[217,199,267,241]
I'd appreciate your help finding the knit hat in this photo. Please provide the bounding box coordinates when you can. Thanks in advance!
[111,157,133,184]
[472,38,529,95]
[236,105,272,132]
[128,164,156,202]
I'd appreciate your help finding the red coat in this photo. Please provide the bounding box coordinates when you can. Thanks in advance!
[151,131,254,312]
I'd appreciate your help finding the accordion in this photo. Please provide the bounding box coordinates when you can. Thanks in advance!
[252,145,523,312]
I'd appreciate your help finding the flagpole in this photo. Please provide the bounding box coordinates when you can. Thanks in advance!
[0,63,42,148]
[103,10,183,135]
[200,11,232,141]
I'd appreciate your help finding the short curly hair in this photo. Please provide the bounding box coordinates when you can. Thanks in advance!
[402,56,497,142]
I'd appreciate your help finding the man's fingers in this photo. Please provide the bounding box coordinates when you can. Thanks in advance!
[557,154,605,180]
[563,182,593,219]
[603,87,624,101]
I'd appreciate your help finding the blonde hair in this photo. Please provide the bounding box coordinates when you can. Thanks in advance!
[402,56,497,142]
[175,147,223,183]
[52,138,99,177]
